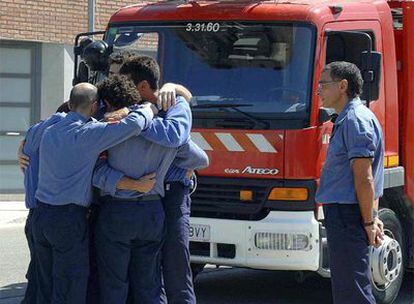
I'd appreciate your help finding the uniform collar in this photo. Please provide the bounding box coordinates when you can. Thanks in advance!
[335,97,362,125]
[66,111,90,123]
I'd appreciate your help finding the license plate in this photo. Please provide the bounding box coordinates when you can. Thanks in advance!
[189,224,210,242]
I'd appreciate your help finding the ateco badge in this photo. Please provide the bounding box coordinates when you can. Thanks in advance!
[242,166,279,175]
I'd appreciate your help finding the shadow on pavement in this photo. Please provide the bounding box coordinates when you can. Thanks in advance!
[195,268,334,304]
[0,271,411,304]
[0,282,26,304]
[195,268,414,304]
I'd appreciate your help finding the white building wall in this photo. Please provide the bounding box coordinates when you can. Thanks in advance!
[40,43,74,119]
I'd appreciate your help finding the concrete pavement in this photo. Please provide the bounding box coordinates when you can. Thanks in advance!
[0,201,28,303]
[0,201,28,228]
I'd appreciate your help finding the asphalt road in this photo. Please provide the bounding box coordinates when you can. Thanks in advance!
[0,224,413,304]
[195,267,413,304]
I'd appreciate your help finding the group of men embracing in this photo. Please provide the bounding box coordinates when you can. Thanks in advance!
[18,53,208,304]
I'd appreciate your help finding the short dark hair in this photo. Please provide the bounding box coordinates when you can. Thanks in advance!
[97,74,141,110]
[323,61,363,99]
[108,51,133,66]
[119,55,160,91]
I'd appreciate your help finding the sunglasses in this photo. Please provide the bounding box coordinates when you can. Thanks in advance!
[317,81,340,90]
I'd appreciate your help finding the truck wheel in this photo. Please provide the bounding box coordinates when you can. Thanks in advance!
[191,263,205,282]
[371,208,405,304]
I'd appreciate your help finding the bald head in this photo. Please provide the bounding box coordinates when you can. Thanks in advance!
[69,83,98,113]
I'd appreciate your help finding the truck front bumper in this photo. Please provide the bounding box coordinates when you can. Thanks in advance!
[190,211,321,271]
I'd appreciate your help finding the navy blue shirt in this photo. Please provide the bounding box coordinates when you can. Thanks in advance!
[23,112,66,209]
[92,97,196,198]
[35,108,153,207]
[140,96,207,185]
[93,97,210,195]
[165,140,209,186]
[140,96,192,147]
[93,136,208,197]
[316,98,384,204]
[139,97,209,185]
[140,96,209,184]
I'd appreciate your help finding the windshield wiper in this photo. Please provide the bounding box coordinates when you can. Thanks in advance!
[192,103,269,129]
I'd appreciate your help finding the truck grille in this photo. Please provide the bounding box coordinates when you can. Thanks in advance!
[190,242,236,259]
[190,176,277,220]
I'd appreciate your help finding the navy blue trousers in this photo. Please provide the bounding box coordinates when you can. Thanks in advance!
[323,204,376,304]
[161,182,196,304]
[32,202,89,304]
[21,209,36,304]
[95,199,165,304]
[86,204,100,304]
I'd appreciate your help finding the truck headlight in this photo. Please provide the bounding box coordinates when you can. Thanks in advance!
[254,232,310,251]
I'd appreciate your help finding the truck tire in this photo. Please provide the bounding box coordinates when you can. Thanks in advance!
[371,208,405,304]
[191,263,206,282]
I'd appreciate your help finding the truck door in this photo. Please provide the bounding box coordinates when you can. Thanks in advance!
[320,21,387,143]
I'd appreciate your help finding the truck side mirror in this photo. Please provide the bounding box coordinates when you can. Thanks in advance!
[73,31,106,85]
[83,40,110,72]
[318,107,335,124]
[360,51,382,103]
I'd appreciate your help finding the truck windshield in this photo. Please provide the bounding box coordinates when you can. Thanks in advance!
[106,22,315,129]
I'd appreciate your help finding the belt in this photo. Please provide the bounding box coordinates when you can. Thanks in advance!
[101,194,161,203]
[37,202,86,210]
[165,181,189,189]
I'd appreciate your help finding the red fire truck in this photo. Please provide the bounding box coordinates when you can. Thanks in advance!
[73,1,414,303]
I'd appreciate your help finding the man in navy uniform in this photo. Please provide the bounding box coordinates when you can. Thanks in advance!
[316,61,384,304]
[121,56,208,304]
[93,56,208,304]
[30,82,156,304]
[120,56,206,303]
[17,109,67,304]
